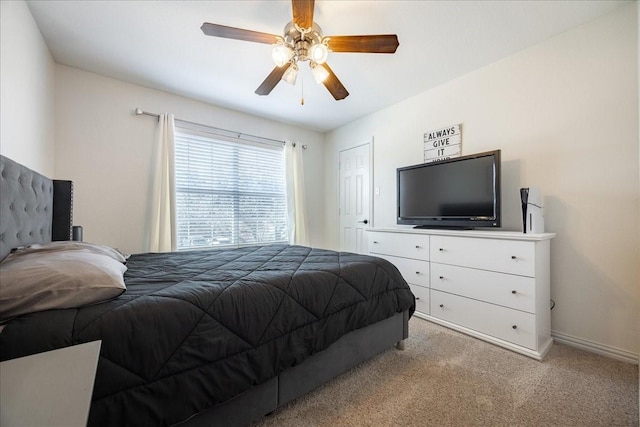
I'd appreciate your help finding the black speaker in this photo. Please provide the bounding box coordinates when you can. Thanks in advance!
[72,225,83,242]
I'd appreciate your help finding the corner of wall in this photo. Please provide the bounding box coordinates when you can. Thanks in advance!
[0,0,56,176]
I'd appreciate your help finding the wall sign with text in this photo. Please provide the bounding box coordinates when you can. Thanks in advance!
[424,124,461,163]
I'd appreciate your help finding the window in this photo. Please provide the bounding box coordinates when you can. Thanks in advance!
[174,122,288,250]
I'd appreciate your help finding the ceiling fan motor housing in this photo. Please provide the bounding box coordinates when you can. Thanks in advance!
[283,21,323,63]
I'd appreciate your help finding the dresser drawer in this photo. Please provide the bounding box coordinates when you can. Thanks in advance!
[409,284,430,315]
[430,236,535,277]
[374,254,429,287]
[368,231,429,260]
[431,263,535,313]
[430,290,536,350]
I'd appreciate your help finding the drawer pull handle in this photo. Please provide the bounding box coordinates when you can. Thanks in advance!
[415,271,420,275]
[415,245,421,249]
[439,304,444,308]
[439,248,444,252]
[439,276,444,280]
[512,325,518,330]
[511,255,517,259]
[373,241,379,244]
[511,290,517,294]
[416,297,420,300]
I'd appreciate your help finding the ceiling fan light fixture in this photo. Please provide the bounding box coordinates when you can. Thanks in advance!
[310,62,329,84]
[282,63,299,85]
[308,42,328,64]
[201,1,398,101]
[272,43,294,67]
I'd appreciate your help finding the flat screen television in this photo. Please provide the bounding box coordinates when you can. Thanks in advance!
[397,150,501,229]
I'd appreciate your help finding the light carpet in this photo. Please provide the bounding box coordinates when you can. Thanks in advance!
[252,317,638,426]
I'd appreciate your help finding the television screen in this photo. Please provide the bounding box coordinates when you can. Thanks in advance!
[397,150,501,228]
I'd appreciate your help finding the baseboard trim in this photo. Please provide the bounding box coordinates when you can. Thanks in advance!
[413,313,639,365]
[551,330,639,365]
[416,313,548,361]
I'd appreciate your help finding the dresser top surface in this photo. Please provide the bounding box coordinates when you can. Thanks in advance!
[368,227,555,241]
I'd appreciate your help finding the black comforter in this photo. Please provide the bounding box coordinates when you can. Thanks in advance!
[0,244,414,426]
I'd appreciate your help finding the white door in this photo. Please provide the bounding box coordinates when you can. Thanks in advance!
[339,143,371,254]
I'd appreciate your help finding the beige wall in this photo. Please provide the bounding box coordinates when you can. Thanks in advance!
[54,65,326,255]
[0,0,55,176]
[325,4,639,360]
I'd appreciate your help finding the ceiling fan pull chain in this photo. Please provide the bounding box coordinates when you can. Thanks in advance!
[300,69,305,105]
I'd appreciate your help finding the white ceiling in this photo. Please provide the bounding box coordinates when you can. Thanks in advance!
[27,0,628,132]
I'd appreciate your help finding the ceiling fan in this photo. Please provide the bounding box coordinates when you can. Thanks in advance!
[201,0,399,101]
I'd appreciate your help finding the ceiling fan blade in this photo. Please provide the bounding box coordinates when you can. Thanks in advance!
[292,0,315,29]
[327,35,399,53]
[255,64,291,96]
[201,22,280,44]
[320,63,349,101]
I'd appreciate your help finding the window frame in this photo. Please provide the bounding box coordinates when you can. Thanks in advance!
[173,121,288,251]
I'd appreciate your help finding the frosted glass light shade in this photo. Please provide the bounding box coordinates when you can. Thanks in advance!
[282,63,298,85]
[309,43,328,64]
[311,62,329,84]
[272,44,293,67]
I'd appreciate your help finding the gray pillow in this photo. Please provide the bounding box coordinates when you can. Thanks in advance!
[0,249,127,323]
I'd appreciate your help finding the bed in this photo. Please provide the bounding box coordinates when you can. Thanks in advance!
[0,154,415,426]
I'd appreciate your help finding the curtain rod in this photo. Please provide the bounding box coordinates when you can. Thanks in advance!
[134,108,294,147]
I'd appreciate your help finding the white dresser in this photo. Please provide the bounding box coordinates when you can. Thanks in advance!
[368,228,555,360]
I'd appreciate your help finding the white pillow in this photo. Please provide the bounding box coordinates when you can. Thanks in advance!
[4,241,128,263]
[0,249,127,323]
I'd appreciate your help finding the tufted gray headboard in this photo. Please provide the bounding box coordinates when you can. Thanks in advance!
[0,155,73,261]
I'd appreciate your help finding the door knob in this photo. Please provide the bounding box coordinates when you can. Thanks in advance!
[357,219,369,224]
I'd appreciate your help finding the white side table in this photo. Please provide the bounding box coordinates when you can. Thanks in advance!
[0,340,101,427]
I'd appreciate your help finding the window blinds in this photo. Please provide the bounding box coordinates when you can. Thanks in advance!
[174,124,288,250]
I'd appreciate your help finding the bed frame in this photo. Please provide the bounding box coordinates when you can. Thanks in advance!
[0,154,409,426]
[0,156,74,260]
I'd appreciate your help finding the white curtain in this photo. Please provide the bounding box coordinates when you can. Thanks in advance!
[148,113,177,252]
[285,142,309,246]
